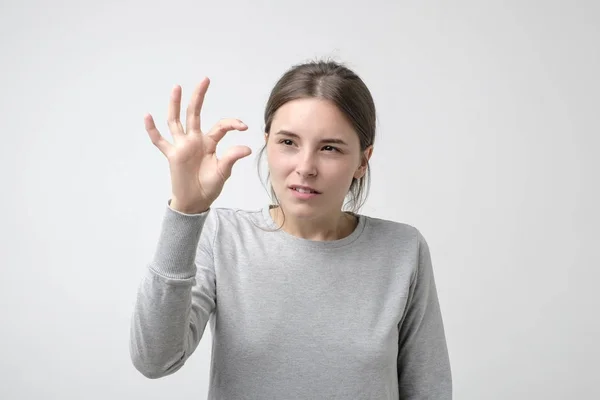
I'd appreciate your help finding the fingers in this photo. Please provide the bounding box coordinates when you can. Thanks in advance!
[205,118,248,144]
[167,85,185,138]
[186,77,210,135]
[219,145,253,179]
[144,114,171,156]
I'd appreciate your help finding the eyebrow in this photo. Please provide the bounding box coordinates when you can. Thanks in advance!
[273,130,349,146]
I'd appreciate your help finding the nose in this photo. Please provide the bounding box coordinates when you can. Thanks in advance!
[295,151,318,178]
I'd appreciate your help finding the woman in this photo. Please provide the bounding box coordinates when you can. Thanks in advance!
[130,60,452,399]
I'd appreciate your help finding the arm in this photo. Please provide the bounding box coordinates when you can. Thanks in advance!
[397,230,452,399]
[129,200,217,379]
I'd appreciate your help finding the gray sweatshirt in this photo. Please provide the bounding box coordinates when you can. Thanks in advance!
[130,202,452,399]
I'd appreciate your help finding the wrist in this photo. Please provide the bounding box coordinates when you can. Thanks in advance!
[169,198,210,214]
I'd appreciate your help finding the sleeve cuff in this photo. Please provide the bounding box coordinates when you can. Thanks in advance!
[149,199,211,279]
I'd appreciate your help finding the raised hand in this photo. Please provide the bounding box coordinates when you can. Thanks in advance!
[144,78,252,214]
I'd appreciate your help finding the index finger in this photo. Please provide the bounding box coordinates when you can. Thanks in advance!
[186,77,210,134]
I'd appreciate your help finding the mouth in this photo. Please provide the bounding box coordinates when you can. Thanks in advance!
[289,185,321,194]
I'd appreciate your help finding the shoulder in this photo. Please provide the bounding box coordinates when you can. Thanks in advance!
[205,206,267,231]
[209,206,263,221]
[362,214,425,244]
[362,216,436,280]
[197,206,266,248]
[360,214,434,263]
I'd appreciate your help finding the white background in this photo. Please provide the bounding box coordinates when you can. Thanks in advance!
[1,0,598,399]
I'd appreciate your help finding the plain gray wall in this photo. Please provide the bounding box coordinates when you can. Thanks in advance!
[1,0,598,399]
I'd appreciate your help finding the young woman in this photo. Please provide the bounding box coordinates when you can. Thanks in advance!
[130,60,452,399]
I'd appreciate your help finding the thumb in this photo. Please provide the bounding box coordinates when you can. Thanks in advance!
[219,145,252,178]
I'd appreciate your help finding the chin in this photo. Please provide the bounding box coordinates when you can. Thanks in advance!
[279,200,330,221]
[273,186,332,218]
[288,206,320,219]
[278,201,312,214]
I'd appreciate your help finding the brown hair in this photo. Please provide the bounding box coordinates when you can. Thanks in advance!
[257,59,377,219]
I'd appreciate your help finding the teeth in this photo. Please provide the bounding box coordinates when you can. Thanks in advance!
[295,188,314,194]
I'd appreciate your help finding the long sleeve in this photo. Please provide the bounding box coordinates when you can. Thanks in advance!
[397,230,452,399]
[129,200,217,379]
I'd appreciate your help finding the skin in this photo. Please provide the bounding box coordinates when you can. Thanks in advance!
[265,97,373,241]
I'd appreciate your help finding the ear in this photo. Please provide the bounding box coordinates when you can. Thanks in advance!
[353,146,374,179]
[264,133,269,143]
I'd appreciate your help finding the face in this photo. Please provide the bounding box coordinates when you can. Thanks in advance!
[265,97,372,220]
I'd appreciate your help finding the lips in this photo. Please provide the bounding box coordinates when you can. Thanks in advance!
[289,185,321,194]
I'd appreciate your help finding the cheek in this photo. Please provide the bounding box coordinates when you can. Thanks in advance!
[266,149,290,180]
[330,159,358,179]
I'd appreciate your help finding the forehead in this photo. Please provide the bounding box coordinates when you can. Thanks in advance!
[270,98,357,142]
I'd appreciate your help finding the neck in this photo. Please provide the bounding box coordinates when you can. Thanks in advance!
[269,205,357,241]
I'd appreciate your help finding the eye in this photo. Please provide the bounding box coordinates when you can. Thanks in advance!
[278,139,294,146]
[322,145,340,152]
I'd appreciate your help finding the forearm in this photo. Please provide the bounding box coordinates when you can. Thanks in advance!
[129,204,211,378]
